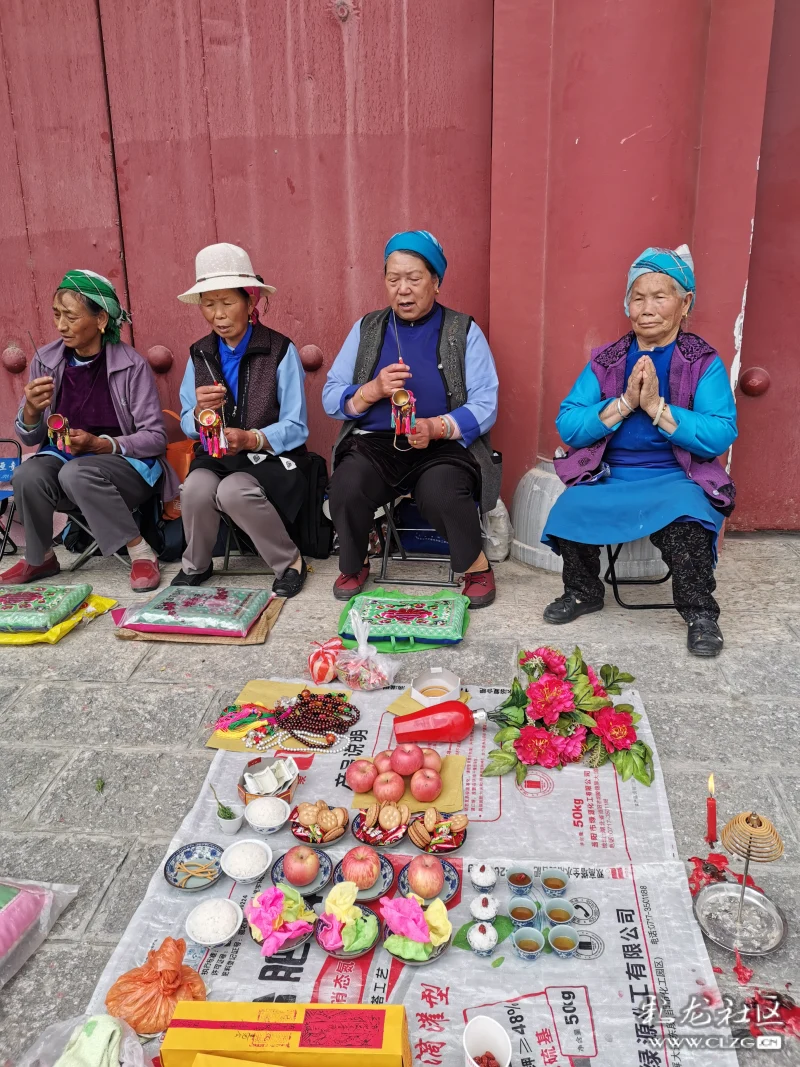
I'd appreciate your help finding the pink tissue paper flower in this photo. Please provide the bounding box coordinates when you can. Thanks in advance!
[379,895,430,943]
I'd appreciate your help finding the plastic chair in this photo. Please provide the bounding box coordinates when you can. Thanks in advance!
[0,439,22,563]
[604,543,674,610]
[378,496,458,588]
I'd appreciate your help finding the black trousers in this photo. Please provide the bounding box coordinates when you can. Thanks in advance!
[554,521,719,623]
[329,451,483,574]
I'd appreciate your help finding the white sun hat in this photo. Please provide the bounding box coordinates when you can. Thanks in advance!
[177,242,276,303]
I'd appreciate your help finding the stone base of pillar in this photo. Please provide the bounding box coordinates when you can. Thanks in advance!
[509,459,669,578]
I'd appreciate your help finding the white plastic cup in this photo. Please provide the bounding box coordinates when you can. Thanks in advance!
[463,1015,512,1067]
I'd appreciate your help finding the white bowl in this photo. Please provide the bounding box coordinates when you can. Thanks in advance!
[185,898,243,948]
[220,838,273,884]
[244,797,291,836]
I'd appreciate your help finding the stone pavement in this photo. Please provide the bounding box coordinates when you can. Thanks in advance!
[1,535,800,1066]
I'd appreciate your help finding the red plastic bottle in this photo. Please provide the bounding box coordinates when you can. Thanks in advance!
[393,701,487,744]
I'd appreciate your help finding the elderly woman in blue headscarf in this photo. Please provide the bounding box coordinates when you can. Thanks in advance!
[541,246,738,656]
[323,230,501,607]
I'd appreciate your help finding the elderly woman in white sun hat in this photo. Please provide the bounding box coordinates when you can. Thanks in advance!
[172,243,310,598]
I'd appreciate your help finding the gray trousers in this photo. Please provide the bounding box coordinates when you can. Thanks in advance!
[180,468,299,577]
[12,454,153,565]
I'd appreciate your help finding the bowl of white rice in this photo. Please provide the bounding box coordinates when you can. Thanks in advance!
[220,838,273,884]
[185,896,243,947]
[245,796,291,836]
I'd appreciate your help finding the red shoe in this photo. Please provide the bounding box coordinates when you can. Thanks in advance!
[0,556,61,585]
[460,566,496,608]
[130,558,161,592]
[333,564,370,601]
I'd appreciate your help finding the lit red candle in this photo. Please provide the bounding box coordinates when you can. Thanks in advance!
[705,774,717,845]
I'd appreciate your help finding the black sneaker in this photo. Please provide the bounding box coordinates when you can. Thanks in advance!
[543,591,604,624]
[170,563,214,586]
[687,618,724,657]
[272,557,307,599]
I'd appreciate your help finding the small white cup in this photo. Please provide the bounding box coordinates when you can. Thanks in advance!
[544,898,576,925]
[216,802,244,835]
[462,1015,514,1067]
[463,1015,512,1067]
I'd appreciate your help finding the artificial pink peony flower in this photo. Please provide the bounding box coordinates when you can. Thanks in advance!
[587,665,608,699]
[526,673,575,725]
[513,725,563,768]
[555,725,587,763]
[520,647,567,679]
[591,707,637,753]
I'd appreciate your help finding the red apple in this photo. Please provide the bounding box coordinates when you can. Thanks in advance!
[342,845,381,890]
[345,759,378,793]
[408,854,444,899]
[409,768,442,803]
[421,747,442,772]
[283,845,320,887]
[372,771,406,803]
[374,749,394,774]
[390,743,424,776]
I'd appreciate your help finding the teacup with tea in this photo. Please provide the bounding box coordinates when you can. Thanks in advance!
[544,898,575,925]
[547,923,579,958]
[508,895,539,929]
[512,926,544,961]
[540,867,568,898]
[506,865,534,896]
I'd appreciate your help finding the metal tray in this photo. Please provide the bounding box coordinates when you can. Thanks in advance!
[693,882,788,955]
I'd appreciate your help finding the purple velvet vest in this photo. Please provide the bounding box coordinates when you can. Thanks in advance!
[553,331,736,515]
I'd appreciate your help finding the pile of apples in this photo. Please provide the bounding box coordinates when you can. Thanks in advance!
[345,743,443,803]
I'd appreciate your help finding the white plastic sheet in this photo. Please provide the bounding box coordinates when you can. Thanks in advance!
[86,684,735,1066]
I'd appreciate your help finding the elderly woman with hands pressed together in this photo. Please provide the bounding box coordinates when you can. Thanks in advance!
[173,243,309,597]
[323,230,501,607]
[3,270,176,591]
[542,246,737,656]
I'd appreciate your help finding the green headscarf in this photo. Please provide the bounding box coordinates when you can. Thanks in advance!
[56,269,132,344]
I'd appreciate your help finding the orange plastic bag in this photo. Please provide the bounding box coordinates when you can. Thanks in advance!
[105,936,206,1035]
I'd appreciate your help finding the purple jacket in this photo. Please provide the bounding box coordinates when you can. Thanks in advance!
[553,331,736,514]
[15,339,180,502]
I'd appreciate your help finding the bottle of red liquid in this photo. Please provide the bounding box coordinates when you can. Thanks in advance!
[393,701,487,744]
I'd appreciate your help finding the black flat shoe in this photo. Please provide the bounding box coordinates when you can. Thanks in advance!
[687,618,724,657]
[272,557,307,599]
[543,591,604,624]
[170,563,214,586]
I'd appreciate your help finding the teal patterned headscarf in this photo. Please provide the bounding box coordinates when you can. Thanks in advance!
[56,269,132,344]
[624,245,695,315]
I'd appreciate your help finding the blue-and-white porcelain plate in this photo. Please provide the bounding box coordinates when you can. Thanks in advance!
[333,853,395,902]
[397,858,459,906]
[314,902,380,959]
[163,841,223,892]
[271,849,332,897]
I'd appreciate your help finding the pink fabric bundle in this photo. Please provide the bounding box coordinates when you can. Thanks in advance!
[379,895,430,942]
[308,637,344,684]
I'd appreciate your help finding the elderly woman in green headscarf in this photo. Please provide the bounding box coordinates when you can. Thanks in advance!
[3,270,178,591]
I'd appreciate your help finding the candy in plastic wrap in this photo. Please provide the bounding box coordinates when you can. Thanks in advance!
[308,637,343,684]
[334,610,398,691]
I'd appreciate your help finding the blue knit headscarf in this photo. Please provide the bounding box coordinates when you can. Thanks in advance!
[384,230,447,284]
[624,245,695,314]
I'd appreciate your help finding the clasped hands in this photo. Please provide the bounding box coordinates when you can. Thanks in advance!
[622,354,662,418]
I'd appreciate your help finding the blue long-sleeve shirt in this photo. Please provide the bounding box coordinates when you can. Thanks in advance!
[556,353,737,459]
[323,313,498,448]
[179,342,309,455]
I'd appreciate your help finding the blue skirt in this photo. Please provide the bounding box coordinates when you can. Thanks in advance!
[542,466,724,559]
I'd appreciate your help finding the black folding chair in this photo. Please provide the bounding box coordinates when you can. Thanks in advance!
[377,497,458,588]
[214,516,274,576]
[604,543,674,610]
[0,439,22,563]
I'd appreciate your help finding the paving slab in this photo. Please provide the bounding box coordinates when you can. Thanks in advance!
[130,640,281,685]
[0,749,72,827]
[0,942,115,1065]
[0,832,132,937]
[87,838,172,940]
[1,682,217,747]
[31,750,214,835]
[0,623,149,682]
